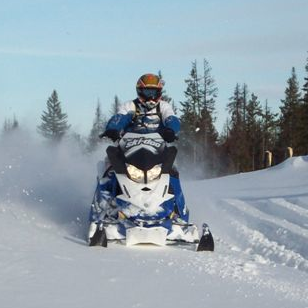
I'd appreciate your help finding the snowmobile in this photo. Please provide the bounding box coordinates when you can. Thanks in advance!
[87,132,214,251]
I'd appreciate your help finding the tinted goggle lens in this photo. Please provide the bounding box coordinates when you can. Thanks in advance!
[139,88,162,101]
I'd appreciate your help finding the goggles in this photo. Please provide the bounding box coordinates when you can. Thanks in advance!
[138,87,162,102]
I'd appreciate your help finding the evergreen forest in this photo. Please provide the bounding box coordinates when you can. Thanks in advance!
[2,55,308,179]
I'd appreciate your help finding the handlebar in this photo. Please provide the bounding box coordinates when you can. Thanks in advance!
[99,131,178,143]
[99,132,106,139]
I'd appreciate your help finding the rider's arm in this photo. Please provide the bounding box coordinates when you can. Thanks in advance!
[105,101,135,131]
[160,101,180,134]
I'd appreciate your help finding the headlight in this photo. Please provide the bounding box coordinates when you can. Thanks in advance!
[126,164,144,183]
[147,164,162,181]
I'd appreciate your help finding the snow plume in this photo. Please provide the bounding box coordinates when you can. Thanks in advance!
[177,143,214,180]
[0,130,106,237]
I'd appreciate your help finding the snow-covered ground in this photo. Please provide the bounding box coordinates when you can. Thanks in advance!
[1,134,308,308]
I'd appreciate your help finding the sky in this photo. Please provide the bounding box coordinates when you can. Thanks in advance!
[0,0,308,135]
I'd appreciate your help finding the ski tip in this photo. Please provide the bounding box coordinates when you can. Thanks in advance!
[196,233,214,252]
[88,227,108,248]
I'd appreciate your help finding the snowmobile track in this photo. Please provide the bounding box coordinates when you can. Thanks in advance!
[220,198,308,273]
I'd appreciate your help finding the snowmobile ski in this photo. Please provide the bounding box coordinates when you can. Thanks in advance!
[196,223,214,251]
[89,222,108,247]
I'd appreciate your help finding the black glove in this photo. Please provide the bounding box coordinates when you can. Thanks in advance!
[103,129,120,142]
[161,128,176,143]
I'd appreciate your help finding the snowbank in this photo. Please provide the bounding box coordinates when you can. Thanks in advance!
[1,135,308,308]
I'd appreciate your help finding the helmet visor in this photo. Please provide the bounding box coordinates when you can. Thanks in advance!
[138,87,162,101]
[139,74,161,87]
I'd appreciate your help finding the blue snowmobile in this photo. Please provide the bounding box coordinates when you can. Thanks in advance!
[87,132,214,251]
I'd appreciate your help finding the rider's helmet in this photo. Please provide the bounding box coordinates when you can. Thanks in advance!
[136,73,164,109]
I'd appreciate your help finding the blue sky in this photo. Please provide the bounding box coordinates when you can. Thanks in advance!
[0,0,307,135]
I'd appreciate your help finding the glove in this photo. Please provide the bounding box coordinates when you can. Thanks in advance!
[103,129,120,142]
[161,128,176,143]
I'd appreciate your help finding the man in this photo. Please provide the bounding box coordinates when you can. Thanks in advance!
[104,73,179,141]
[89,73,188,229]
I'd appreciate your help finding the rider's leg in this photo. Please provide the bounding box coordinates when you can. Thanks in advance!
[169,170,189,223]
[89,167,118,223]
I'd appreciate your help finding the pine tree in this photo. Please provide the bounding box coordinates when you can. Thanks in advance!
[278,67,302,155]
[182,61,202,122]
[245,93,263,170]
[179,61,202,169]
[225,83,249,172]
[158,70,177,113]
[158,71,171,104]
[242,84,249,124]
[227,83,243,127]
[178,102,198,173]
[88,99,106,152]
[303,57,308,103]
[2,115,19,134]
[202,59,217,115]
[12,115,19,130]
[198,59,219,176]
[297,56,308,154]
[3,119,10,133]
[179,60,219,177]
[110,95,120,116]
[261,100,278,164]
[158,71,178,114]
[37,90,70,142]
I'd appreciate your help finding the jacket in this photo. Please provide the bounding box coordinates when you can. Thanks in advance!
[105,99,180,134]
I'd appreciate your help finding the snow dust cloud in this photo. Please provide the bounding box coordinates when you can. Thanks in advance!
[0,130,107,237]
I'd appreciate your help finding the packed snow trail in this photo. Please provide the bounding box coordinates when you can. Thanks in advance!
[185,157,308,276]
[1,135,308,308]
[1,203,307,308]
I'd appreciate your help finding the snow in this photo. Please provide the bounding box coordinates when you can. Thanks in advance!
[1,133,308,308]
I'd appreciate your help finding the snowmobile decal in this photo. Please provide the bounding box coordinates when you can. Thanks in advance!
[124,137,162,150]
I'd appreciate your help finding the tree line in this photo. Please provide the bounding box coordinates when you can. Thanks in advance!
[178,57,308,177]
[2,55,308,178]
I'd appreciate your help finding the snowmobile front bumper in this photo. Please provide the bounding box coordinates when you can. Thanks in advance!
[126,226,168,246]
[89,221,213,251]
[101,222,200,245]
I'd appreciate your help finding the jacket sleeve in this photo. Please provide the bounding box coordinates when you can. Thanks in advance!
[105,101,135,131]
[160,101,180,134]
